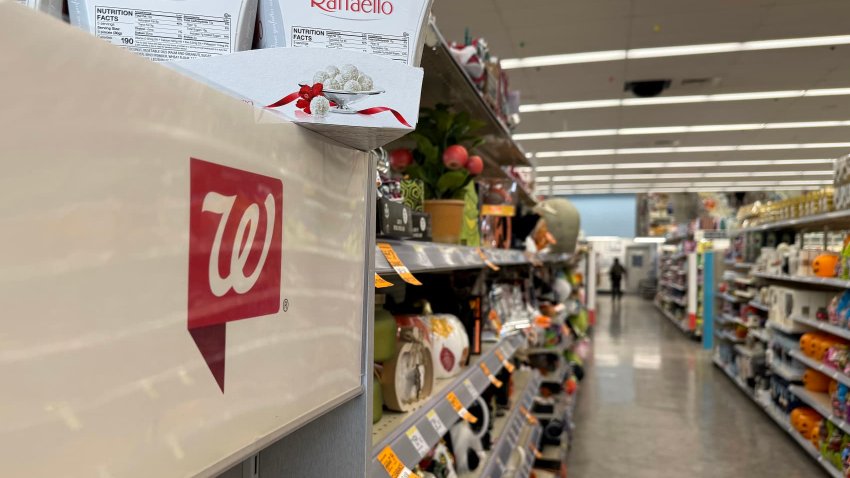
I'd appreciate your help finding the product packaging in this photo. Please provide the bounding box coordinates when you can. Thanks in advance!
[16,0,63,17]
[377,197,413,239]
[171,48,423,149]
[67,0,258,61]
[256,0,433,66]
[411,211,431,241]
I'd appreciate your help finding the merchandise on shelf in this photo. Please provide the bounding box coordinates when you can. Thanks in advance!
[16,0,61,15]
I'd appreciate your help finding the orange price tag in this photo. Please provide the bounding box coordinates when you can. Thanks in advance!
[519,405,539,425]
[476,247,501,271]
[446,392,478,424]
[494,349,515,373]
[530,444,543,459]
[377,242,422,286]
[375,273,393,288]
[561,323,571,338]
[534,315,552,328]
[377,447,420,478]
[488,310,503,333]
[480,362,503,388]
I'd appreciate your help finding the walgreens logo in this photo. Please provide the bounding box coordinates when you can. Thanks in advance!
[311,0,394,16]
[188,158,283,392]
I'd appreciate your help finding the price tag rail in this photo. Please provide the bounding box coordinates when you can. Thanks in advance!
[370,334,526,478]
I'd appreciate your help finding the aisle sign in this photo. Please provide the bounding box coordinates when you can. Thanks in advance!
[378,447,420,478]
[378,242,422,285]
[425,410,448,436]
[446,392,477,424]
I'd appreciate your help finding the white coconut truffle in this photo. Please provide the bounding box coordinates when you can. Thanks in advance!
[343,80,362,92]
[324,76,342,90]
[358,74,374,91]
[313,71,330,85]
[340,64,359,81]
[310,96,331,117]
[325,65,340,77]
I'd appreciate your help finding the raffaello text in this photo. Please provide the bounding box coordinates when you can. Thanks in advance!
[311,0,394,15]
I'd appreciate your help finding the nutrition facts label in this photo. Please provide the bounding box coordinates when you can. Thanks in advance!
[94,6,232,61]
[291,26,409,63]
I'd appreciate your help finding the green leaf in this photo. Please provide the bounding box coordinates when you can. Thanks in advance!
[436,170,469,198]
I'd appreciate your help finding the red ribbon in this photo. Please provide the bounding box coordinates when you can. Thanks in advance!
[264,85,411,127]
[354,107,412,127]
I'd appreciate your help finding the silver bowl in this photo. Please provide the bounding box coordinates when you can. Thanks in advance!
[300,84,385,113]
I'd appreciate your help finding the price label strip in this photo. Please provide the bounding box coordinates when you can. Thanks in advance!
[488,310,502,334]
[530,444,543,459]
[446,391,478,424]
[462,378,477,397]
[405,426,430,459]
[375,273,393,288]
[377,242,422,286]
[377,447,420,478]
[519,405,539,425]
[426,409,448,436]
[480,362,503,388]
[494,349,515,373]
[476,247,500,271]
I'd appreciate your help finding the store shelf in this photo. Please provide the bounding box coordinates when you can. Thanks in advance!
[733,209,850,235]
[749,328,772,343]
[660,294,688,307]
[789,349,850,387]
[418,22,534,206]
[768,357,805,382]
[655,302,690,334]
[734,344,763,358]
[752,272,850,289]
[471,371,541,478]
[374,240,572,275]
[370,334,525,476]
[748,300,770,312]
[790,385,850,437]
[713,357,752,396]
[793,316,850,341]
[719,292,743,303]
[716,330,745,343]
[758,397,843,478]
[767,320,807,335]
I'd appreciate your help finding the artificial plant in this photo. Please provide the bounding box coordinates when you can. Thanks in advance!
[401,104,486,200]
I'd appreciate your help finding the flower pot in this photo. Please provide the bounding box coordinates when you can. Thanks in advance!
[424,199,465,244]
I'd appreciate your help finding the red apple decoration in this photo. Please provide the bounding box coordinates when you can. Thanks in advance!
[442,145,469,170]
[466,155,484,175]
[389,148,413,172]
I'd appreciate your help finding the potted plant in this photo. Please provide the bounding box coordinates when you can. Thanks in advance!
[389,104,485,244]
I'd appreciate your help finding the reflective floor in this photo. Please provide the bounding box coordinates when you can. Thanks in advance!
[567,295,826,477]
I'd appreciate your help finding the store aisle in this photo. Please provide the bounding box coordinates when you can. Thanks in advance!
[567,296,825,477]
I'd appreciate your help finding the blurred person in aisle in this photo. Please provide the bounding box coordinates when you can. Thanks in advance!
[609,258,627,303]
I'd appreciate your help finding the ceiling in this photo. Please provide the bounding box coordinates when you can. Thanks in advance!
[431,0,850,195]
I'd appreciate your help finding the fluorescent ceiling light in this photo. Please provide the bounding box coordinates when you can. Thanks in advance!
[586,236,623,241]
[513,120,850,141]
[519,87,850,113]
[503,35,850,69]
[534,143,850,159]
[634,237,667,244]
[534,158,835,173]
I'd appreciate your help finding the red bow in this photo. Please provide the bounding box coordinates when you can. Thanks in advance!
[265,83,411,127]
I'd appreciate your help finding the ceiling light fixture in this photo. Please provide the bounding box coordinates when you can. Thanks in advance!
[513,120,850,141]
[534,158,835,173]
[534,143,850,159]
[518,87,850,113]
[502,35,850,70]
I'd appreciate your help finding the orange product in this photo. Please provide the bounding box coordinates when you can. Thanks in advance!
[803,369,832,393]
[812,253,839,278]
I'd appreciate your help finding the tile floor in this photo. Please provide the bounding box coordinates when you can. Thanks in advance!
[567,295,827,477]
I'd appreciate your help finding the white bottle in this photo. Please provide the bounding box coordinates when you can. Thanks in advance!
[16,0,63,17]
[67,0,258,62]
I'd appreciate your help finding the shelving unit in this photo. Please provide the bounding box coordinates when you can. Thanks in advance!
[733,209,850,235]
[375,240,572,275]
[793,317,850,341]
[469,371,541,478]
[791,386,850,436]
[656,249,697,336]
[788,349,850,387]
[371,334,525,476]
[768,357,805,382]
[753,272,850,290]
